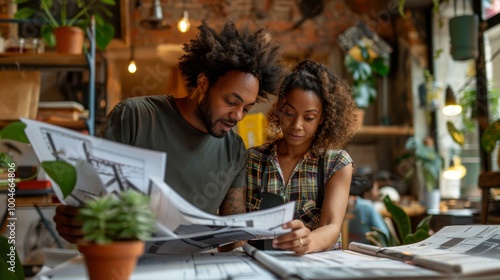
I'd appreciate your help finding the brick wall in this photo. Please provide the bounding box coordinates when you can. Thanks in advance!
[129,0,366,59]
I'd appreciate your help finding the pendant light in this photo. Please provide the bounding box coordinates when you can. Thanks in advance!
[140,0,170,30]
[443,156,467,180]
[177,0,190,33]
[442,85,462,116]
[128,45,137,74]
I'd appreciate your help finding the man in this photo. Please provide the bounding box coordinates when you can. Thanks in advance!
[53,19,285,246]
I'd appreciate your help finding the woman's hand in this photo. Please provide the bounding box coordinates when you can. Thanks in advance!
[272,219,311,255]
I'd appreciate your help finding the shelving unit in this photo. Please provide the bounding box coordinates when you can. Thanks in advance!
[355,125,414,137]
[0,18,97,135]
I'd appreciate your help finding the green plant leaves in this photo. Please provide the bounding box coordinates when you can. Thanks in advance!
[344,41,390,108]
[14,0,116,50]
[371,57,390,76]
[383,195,411,240]
[446,121,465,145]
[0,122,29,143]
[382,195,432,246]
[96,22,115,50]
[481,120,500,153]
[41,161,77,199]
[41,25,56,47]
[78,190,156,244]
[0,235,25,280]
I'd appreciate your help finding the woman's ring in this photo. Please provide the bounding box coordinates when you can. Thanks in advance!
[299,237,303,247]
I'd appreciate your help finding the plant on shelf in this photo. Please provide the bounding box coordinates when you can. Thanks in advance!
[366,195,432,247]
[14,0,116,52]
[344,38,390,109]
[395,136,444,193]
[77,190,156,280]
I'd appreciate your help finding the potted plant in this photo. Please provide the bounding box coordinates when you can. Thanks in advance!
[366,195,432,247]
[0,122,155,280]
[14,0,116,54]
[395,136,444,210]
[77,190,156,280]
[344,38,390,118]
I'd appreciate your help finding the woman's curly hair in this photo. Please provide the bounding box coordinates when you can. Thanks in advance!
[267,60,358,155]
[178,19,284,101]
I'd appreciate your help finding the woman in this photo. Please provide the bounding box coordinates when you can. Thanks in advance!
[246,60,358,255]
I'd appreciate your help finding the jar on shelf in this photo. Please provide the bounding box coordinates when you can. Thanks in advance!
[25,38,45,54]
[5,38,25,53]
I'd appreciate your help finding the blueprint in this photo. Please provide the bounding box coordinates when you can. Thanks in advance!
[22,119,295,254]
[21,118,166,206]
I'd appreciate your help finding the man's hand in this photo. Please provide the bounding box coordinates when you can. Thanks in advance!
[217,241,246,252]
[53,204,83,244]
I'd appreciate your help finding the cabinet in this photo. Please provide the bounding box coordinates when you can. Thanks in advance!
[0,18,97,135]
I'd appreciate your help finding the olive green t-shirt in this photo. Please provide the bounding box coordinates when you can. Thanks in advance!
[98,95,247,214]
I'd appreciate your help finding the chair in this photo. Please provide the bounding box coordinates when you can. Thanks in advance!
[478,171,500,224]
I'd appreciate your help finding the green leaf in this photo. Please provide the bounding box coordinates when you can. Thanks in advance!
[404,228,430,244]
[481,120,500,153]
[41,161,77,198]
[371,57,390,76]
[383,195,411,241]
[446,121,465,145]
[13,7,36,19]
[398,0,406,17]
[99,0,116,5]
[0,122,29,143]
[96,22,115,50]
[41,25,56,47]
[0,235,25,280]
[415,214,432,233]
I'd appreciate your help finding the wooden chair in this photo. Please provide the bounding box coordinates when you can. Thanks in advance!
[478,171,500,224]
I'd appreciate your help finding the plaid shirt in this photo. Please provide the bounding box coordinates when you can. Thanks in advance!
[246,140,353,250]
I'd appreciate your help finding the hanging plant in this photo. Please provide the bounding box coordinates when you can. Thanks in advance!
[344,39,390,109]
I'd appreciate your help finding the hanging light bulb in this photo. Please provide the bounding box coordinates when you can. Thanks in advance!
[128,45,137,74]
[442,85,462,116]
[128,60,137,74]
[443,156,467,180]
[177,10,190,33]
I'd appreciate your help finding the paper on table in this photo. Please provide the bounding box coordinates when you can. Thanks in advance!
[243,244,441,279]
[21,118,167,206]
[349,225,500,275]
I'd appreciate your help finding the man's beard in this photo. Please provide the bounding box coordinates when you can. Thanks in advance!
[195,90,227,138]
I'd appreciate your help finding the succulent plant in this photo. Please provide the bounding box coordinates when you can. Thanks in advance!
[78,190,156,244]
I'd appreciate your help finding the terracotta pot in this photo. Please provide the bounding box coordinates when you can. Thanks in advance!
[54,26,84,55]
[78,240,144,280]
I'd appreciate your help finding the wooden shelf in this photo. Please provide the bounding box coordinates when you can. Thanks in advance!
[0,53,89,69]
[355,125,414,137]
[0,119,88,131]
